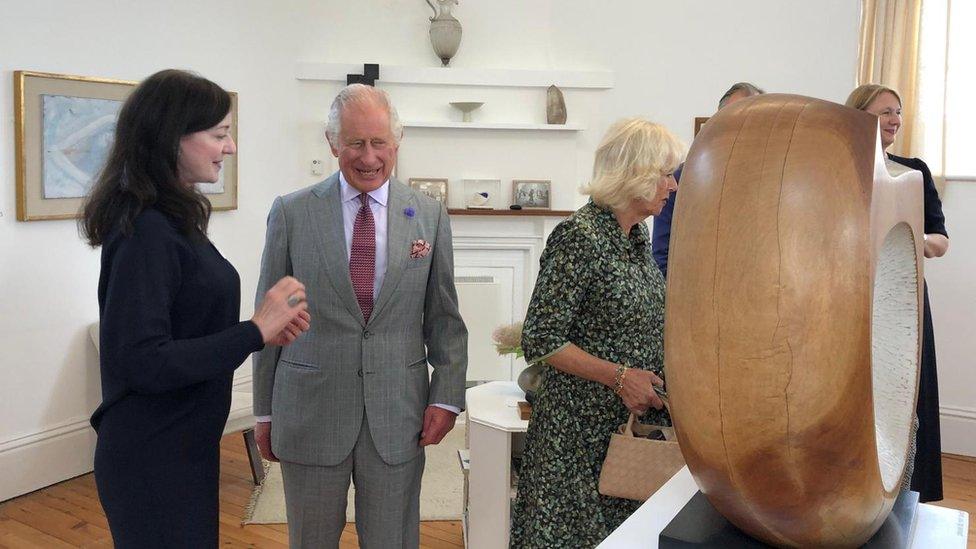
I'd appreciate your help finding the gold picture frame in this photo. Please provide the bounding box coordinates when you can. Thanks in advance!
[14,70,239,221]
[694,116,710,136]
[408,177,449,203]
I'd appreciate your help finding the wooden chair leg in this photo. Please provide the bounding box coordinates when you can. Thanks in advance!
[242,428,265,485]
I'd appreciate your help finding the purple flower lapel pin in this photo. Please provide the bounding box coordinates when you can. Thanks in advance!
[410,239,432,259]
[404,207,416,218]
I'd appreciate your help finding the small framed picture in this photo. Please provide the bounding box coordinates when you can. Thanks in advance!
[14,70,239,221]
[694,116,710,136]
[512,179,551,209]
[408,178,449,203]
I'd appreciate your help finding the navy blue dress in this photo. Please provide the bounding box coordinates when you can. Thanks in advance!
[651,165,682,279]
[92,209,264,548]
[889,154,948,502]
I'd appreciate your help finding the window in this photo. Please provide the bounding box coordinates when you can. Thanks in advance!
[943,1,974,178]
[918,0,975,179]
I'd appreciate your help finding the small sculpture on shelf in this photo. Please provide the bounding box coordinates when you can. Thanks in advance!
[426,0,462,66]
[450,101,483,122]
[463,178,500,209]
[547,84,567,124]
[466,191,491,209]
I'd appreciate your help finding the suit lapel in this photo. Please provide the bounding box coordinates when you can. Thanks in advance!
[370,180,414,324]
[308,174,367,326]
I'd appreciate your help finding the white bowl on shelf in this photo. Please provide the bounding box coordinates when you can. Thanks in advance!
[450,101,484,122]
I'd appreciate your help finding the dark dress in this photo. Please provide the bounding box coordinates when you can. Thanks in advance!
[92,209,264,548]
[510,202,670,547]
[889,154,948,503]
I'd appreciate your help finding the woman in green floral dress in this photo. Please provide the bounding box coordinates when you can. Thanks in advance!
[510,118,684,548]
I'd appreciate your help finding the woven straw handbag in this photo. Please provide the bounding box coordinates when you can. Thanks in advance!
[598,411,685,501]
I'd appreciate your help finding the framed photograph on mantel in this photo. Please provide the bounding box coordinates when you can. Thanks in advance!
[513,179,551,209]
[408,177,448,203]
[14,70,239,221]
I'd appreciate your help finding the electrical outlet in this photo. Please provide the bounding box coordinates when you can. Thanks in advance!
[311,159,325,176]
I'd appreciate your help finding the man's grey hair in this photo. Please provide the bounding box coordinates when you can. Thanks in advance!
[325,84,403,145]
[718,82,765,110]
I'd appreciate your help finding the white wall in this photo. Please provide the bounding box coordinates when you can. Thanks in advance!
[0,0,311,499]
[1,0,870,500]
[926,181,976,456]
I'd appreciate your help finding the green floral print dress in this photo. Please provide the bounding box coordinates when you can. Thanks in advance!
[510,201,670,548]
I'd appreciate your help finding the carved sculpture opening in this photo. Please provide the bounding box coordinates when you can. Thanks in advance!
[872,222,919,493]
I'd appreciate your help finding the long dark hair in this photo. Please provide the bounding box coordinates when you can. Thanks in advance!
[80,69,232,246]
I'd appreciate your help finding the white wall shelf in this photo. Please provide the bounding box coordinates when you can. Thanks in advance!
[404,121,584,131]
[296,62,614,89]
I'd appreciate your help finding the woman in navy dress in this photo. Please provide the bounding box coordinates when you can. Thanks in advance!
[80,69,311,547]
[847,84,950,502]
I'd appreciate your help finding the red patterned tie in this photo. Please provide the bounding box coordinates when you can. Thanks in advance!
[349,193,375,320]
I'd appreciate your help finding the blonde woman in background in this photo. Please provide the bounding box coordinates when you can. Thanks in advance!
[847,84,949,502]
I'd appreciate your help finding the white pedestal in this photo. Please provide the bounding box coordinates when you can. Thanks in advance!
[465,380,970,548]
[466,381,529,549]
[598,467,970,548]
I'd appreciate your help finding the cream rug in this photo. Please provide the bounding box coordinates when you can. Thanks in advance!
[243,427,465,524]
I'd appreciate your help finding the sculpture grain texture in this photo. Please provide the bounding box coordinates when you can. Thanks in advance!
[664,94,924,547]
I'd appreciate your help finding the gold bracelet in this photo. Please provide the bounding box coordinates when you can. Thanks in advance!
[613,364,628,394]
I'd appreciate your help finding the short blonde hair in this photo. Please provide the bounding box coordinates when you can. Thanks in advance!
[845,84,902,111]
[582,118,685,211]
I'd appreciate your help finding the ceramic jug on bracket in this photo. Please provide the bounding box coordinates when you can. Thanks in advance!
[426,0,462,66]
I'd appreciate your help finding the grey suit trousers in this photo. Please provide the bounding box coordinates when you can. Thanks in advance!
[280,412,425,549]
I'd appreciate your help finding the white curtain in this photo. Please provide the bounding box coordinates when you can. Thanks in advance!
[857,0,923,158]
[914,0,950,190]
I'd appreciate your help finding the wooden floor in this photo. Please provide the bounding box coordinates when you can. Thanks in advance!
[0,433,463,548]
[938,453,976,548]
[1,438,974,549]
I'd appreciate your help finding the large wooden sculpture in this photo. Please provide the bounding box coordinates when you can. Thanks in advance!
[665,94,923,547]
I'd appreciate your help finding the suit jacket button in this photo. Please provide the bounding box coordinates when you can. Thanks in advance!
[363,330,371,339]
[357,368,363,377]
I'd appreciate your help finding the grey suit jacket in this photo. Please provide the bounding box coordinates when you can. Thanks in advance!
[253,173,468,466]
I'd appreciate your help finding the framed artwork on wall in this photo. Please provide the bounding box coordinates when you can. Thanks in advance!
[194,88,238,212]
[14,70,239,221]
[409,177,449,203]
[694,116,710,136]
[512,179,551,209]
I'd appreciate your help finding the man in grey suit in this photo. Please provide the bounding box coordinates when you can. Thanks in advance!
[252,84,468,548]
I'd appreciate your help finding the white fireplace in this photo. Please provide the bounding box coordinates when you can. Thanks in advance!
[451,214,565,382]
